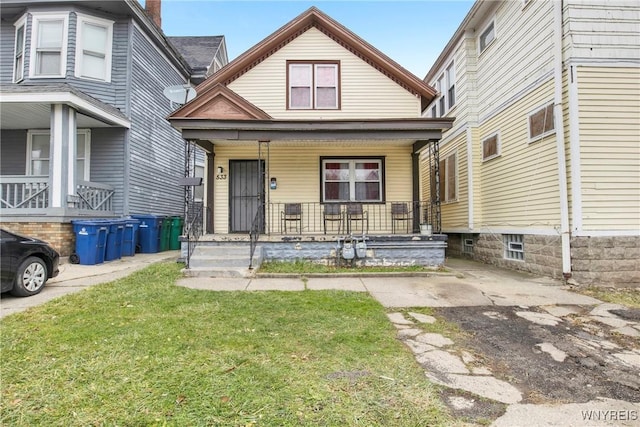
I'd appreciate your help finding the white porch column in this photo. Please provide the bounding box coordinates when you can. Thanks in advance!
[49,104,76,208]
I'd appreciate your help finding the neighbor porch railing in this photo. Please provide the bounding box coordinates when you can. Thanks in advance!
[182,202,211,268]
[266,201,439,235]
[0,176,114,212]
[0,176,49,209]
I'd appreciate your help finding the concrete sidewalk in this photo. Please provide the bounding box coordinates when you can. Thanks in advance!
[0,251,180,318]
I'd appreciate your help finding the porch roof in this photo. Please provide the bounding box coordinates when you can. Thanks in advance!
[171,117,454,147]
[0,84,131,129]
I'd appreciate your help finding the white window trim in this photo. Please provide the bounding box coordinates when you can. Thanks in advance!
[478,19,496,54]
[481,131,501,162]
[26,129,91,180]
[26,130,50,176]
[76,129,91,180]
[75,13,114,82]
[29,12,69,79]
[288,63,313,109]
[321,158,383,203]
[441,151,458,204]
[527,102,555,143]
[13,15,27,83]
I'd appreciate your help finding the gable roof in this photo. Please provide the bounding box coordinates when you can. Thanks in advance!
[168,36,225,74]
[172,84,272,120]
[190,6,437,110]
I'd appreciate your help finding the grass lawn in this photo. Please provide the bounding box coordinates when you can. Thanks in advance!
[259,260,444,274]
[1,262,454,426]
[573,286,640,308]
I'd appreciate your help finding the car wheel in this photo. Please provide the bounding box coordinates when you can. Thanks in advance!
[10,256,48,297]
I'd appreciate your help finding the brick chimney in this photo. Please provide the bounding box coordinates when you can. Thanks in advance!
[145,0,161,28]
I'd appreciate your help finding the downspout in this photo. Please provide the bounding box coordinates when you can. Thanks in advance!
[553,0,572,279]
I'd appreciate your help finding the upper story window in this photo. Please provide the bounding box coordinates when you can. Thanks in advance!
[482,131,501,161]
[446,62,456,109]
[29,13,69,78]
[528,103,555,142]
[13,17,26,82]
[288,61,340,110]
[479,20,495,54]
[75,14,114,82]
[321,158,383,202]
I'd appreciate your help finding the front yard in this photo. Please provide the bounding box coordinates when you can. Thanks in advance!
[1,262,454,426]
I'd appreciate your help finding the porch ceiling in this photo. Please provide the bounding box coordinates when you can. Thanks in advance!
[0,103,118,129]
[202,139,418,147]
[0,84,131,129]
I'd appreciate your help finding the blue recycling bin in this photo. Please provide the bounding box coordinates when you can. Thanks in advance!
[104,219,125,261]
[131,214,162,253]
[122,218,140,257]
[72,220,108,265]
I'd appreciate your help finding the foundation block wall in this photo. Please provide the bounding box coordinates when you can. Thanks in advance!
[1,222,75,257]
[570,236,640,287]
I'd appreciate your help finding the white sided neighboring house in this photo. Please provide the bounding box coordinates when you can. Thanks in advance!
[422,0,640,286]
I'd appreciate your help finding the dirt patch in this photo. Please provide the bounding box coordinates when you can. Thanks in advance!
[438,387,506,425]
[435,305,640,404]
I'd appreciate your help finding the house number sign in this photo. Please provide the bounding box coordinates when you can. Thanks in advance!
[216,174,227,180]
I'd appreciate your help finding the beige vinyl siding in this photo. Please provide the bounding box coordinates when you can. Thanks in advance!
[565,0,640,62]
[476,0,554,119]
[577,66,640,230]
[439,133,469,229]
[227,27,420,119]
[213,143,413,233]
[477,81,561,229]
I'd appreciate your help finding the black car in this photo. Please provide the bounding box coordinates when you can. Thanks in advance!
[1,229,60,297]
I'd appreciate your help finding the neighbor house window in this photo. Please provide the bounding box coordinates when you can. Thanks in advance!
[321,158,383,202]
[27,130,91,180]
[437,74,445,115]
[30,13,69,78]
[504,234,524,261]
[288,61,339,110]
[439,152,457,203]
[528,103,555,141]
[482,132,500,161]
[13,17,26,82]
[446,62,456,109]
[479,21,495,53]
[75,14,113,82]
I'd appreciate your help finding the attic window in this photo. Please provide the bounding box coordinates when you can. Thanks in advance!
[288,61,339,110]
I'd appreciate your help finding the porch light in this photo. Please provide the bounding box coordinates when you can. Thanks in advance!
[217,166,224,174]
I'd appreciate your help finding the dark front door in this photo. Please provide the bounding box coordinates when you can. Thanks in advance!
[229,160,265,233]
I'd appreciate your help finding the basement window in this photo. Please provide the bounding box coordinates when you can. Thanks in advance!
[504,234,524,261]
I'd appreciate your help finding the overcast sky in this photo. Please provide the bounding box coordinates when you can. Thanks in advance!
[141,0,474,78]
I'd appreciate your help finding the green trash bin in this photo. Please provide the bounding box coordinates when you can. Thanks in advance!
[160,216,172,251]
[170,216,184,250]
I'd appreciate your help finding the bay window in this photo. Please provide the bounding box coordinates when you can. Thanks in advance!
[30,13,68,78]
[321,158,383,202]
[13,17,25,82]
[75,14,113,81]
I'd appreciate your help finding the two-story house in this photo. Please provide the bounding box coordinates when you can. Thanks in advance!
[169,7,454,269]
[423,0,639,285]
[0,0,227,256]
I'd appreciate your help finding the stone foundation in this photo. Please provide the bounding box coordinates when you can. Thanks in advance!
[1,221,75,256]
[570,236,640,287]
[446,232,639,287]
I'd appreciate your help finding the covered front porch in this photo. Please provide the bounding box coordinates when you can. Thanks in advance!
[0,84,131,254]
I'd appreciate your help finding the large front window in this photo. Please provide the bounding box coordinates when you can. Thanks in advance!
[30,13,68,78]
[75,14,113,81]
[288,61,339,110]
[322,158,383,202]
[27,130,91,180]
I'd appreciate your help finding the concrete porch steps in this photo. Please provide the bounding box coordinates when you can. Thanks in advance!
[182,244,262,278]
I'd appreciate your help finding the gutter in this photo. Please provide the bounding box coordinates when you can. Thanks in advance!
[553,0,572,279]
